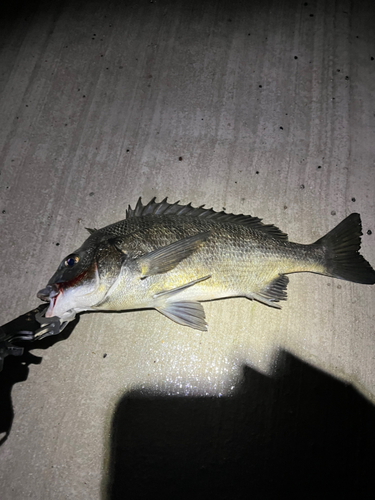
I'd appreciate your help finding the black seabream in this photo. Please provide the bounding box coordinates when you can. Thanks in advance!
[37,198,375,330]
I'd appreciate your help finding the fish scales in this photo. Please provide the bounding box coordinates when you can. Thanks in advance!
[104,217,317,293]
[88,219,291,307]
[37,197,375,331]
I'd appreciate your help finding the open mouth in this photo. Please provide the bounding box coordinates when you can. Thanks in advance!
[37,283,60,302]
[37,284,62,318]
[37,263,102,321]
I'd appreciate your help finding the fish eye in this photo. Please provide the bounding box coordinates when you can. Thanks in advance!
[64,254,79,267]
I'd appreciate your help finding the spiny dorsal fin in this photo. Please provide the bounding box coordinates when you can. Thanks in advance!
[126,197,288,241]
[86,227,98,235]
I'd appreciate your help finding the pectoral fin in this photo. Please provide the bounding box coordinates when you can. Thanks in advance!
[138,232,210,278]
[156,301,208,331]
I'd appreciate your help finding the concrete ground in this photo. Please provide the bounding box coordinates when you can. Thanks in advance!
[0,0,374,498]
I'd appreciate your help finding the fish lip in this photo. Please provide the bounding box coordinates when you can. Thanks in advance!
[37,283,60,302]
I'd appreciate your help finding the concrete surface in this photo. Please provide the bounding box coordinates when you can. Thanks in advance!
[0,0,374,498]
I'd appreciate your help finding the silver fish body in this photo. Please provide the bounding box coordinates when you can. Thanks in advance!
[37,198,375,330]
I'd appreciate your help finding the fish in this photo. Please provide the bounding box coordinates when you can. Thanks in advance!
[37,197,375,331]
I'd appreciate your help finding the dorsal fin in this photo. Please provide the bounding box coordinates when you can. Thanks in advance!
[126,197,288,241]
[85,227,98,235]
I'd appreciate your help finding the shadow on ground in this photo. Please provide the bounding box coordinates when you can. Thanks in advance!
[0,307,78,444]
[106,351,375,499]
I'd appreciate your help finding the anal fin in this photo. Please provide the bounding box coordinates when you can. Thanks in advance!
[252,274,289,309]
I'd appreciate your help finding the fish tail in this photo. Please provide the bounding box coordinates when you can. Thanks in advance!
[314,213,375,284]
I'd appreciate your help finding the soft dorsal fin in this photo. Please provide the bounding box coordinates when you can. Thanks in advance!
[126,197,288,241]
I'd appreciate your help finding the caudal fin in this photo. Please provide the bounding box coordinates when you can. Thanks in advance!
[314,213,375,284]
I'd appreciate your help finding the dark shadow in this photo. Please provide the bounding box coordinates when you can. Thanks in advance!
[106,352,375,499]
[0,305,78,445]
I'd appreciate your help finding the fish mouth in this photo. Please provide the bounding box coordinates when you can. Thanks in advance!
[37,283,66,319]
[37,264,103,321]
[37,283,63,318]
[37,283,60,302]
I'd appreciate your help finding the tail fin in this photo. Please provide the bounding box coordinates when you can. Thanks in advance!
[314,213,375,284]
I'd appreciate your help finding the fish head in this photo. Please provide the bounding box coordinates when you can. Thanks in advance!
[37,234,126,323]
